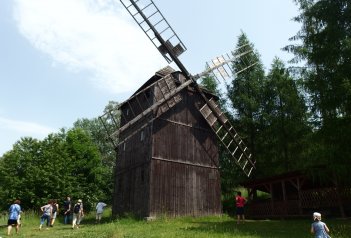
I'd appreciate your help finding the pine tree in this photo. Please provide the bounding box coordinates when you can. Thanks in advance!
[227,32,265,166]
[259,58,311,174]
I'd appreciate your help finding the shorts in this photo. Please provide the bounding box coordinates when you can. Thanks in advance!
[8,219,18,226]
[96,213,103,220]
[236,207,244,215]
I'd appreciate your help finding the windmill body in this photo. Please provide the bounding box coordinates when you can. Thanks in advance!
[114,67,221,217]
[99,0,257,218]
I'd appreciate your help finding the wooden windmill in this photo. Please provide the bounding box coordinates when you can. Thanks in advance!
[100,0,257,218]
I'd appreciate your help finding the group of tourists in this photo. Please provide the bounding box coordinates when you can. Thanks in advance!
[6,197,107,236]
[6,192,331,237]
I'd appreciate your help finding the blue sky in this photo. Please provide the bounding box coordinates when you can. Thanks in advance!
[0,0,301,156]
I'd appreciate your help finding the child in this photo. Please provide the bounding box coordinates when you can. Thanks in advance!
[235,191,246,224]
[311,212,331,238]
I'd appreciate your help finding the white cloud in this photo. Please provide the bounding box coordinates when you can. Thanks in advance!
[0,117,56,136]
[13,0,165,94]
[0,116,57,156]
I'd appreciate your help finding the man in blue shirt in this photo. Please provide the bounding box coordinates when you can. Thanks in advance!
[7,200,22,236]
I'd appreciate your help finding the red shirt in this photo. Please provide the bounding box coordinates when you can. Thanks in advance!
[236,195,246,207]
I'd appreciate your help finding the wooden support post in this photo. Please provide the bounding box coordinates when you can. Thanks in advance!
[281,180,287,217]
[333,174,346,218]
[297,178,302,215]
[270,183,274,216]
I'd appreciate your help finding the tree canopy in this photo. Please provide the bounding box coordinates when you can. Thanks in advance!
[284,0,351,183]
[0,102,119,211]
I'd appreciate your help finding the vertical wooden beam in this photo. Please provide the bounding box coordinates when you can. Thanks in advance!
[333,174,346,218]
[297,177,303,215]
[247,188,252,202]
[270,183,274,216]
[281,180,287,217]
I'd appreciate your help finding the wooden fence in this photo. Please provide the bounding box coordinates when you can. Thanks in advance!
[246,187,351,218]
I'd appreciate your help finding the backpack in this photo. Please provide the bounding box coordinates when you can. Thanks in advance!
[73,204,80,214]
[63,200,70,211]
[52,204,57,213]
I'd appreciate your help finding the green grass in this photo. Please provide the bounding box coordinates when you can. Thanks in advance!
[1,210,350,238]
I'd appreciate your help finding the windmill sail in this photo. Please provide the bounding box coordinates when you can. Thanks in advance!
[103,0,258,177]
[120,0,187,64]
[199,98,255,177]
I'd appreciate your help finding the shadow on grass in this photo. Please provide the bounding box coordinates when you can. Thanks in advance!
[181,219,308,238]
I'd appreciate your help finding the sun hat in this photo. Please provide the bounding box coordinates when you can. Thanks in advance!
[313,212,321,220]
[78,199,82,203]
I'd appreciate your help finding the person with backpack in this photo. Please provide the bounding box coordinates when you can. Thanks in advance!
[72,199,84,229]
[50,199,59,227]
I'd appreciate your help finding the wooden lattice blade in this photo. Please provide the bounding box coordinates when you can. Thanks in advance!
[199,98,255,177]
[120,0,187,63]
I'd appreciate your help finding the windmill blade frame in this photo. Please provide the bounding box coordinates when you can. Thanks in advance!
[108,0,258,177]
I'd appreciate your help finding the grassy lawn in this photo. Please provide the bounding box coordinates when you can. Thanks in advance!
[1,211,350,238]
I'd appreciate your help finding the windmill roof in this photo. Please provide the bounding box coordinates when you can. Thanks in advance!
[133,66,177,96]
[118,66,178,108]
[119,66,218,108]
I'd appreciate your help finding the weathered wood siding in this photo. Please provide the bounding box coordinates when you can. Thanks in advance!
[113,72,221,218]
[150,89,222,216]
[113,111,153,217]
[149,161,221,216]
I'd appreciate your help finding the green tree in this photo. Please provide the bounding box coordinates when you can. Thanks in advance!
[259,58,311,175]
[0,129,108,211]
[200,73,219,95]
[64,128,107,209]
[286,0,351,122]
[0,137,42,208]
[73,101,120,203]
[285,0,351,185]
[227,32,265,178]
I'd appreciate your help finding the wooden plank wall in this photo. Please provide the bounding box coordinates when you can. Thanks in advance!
[150,89,222,216]
[149,160,221,217]
[113,119,153,217]
[113,74,222,218]
[113,163,150,217]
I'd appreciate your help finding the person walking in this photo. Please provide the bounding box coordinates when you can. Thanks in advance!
[63,196,72,225]
[72,199,84,229]
[39,200,53,230]
[50,199,59,227]
[95,201,107,223]
[235,191,246,224]
[7,200,22,236]
[311,212,331,238]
